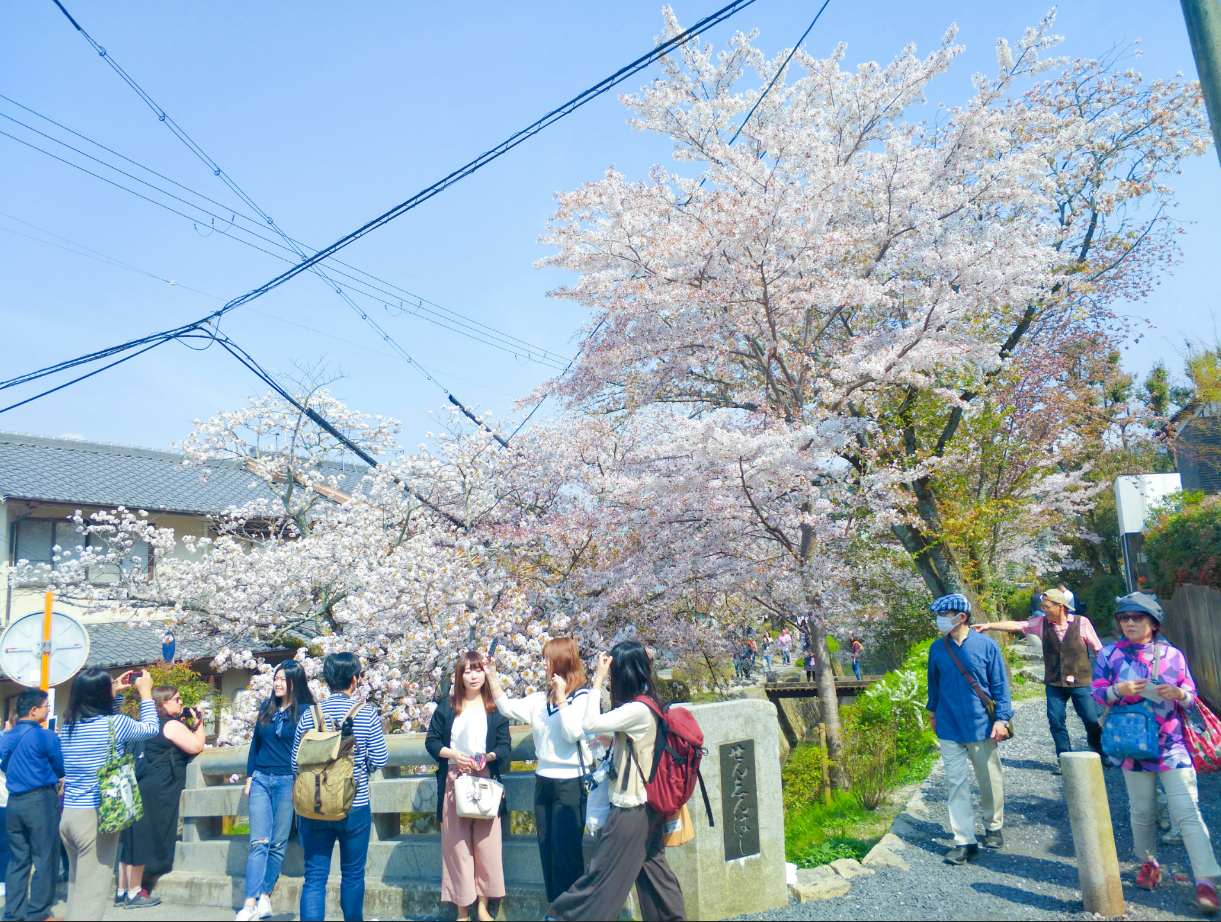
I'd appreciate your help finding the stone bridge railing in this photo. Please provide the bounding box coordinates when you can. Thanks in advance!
[157,700,788,920]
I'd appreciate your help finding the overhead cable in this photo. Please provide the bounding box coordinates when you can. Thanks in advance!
[13,0,762,408]
[50,0,763,311]
[0,101,568,369]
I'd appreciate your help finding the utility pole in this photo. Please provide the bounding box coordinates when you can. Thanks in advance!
[1182,0,1221,166]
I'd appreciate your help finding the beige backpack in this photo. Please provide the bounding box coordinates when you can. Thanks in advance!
[292,701,366,821]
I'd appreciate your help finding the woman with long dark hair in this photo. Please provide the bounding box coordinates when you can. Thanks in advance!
[425,651,511,922]
[236,661,315,922]
[117,685,206,906]
[549,640,686,921]
[59,667,159,921]
[485,638,591,902]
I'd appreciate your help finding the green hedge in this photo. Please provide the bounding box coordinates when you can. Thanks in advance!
[1143,492,1221,597]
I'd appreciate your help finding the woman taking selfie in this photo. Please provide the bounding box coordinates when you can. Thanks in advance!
[59,667,159,920]
[236,661,315,922]
[1091,592,1221,913]
[118,685,207,907]
[549,639,685,921]
[485,638,590,902]
[426,652,511,922]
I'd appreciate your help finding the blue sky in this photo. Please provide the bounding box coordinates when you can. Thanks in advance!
[2,1,1217,452]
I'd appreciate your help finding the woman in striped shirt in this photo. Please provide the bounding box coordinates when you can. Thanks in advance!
[59,666,159,921]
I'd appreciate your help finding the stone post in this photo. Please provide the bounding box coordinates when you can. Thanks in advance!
[1061,751,1125,916]
[664,699,789,920]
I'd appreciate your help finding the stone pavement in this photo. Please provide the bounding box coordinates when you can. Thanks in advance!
[736,696,1221,921]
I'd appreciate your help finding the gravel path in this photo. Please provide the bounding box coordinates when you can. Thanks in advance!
[735,696,1221,921]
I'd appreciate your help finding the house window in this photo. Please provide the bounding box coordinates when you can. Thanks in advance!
[11,519,148,574]
[12,519,86,568]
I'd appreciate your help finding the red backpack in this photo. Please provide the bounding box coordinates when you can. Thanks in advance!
[622,696,714,825]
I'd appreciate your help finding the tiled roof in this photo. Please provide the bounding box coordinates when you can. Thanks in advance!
[84,622,285,670]
[0,431,366,515]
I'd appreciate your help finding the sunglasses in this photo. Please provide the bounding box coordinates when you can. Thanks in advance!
[1115,613,1147,623]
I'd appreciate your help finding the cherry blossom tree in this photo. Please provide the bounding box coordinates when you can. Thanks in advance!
[536,9,1211,610]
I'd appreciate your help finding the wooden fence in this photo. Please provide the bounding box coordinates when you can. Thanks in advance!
[1161,583,1221,711]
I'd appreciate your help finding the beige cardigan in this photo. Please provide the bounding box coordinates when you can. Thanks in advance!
[582,697,657,808]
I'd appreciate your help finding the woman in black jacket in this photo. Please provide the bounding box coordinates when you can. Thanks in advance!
[425,652,511,922]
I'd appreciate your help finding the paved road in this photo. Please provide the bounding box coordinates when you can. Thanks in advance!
[737,696,1221,921]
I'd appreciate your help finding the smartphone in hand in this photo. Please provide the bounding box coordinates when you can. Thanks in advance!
[487,637,499,659]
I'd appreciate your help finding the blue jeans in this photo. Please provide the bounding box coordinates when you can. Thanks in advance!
[1045,684,1103,757]
[244,772,295,901]
[298,805,370,921]
[852,660,862,680]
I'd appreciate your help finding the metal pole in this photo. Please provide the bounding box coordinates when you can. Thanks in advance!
[1182,0,1221,166]
[39,591,52,691]
[1061,752,1125,916]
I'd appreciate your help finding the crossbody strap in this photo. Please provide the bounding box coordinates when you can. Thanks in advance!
[942,636,997,719]
[1,723,36,775]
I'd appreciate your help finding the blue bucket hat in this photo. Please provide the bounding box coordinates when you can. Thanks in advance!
[930,593,971,614]
[1114,592,1163,624]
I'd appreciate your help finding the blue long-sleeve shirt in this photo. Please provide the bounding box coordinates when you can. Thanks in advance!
[0,721,64,793]
[246,706,296,777]
[926,632,1013,744]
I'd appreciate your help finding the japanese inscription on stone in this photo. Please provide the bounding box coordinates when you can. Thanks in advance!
[719,738,760,860]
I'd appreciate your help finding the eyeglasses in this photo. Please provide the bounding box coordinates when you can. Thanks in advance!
[1115,613,1146,623]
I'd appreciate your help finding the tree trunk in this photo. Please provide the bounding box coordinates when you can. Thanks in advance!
[811,621,848,790]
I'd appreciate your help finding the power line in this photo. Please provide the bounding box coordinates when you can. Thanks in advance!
[9,0,762,409]
[50,0,763,311]
[0,104,569,369]
[0,93,569,366]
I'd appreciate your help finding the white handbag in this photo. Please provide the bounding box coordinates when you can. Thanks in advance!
[453,773,505,819]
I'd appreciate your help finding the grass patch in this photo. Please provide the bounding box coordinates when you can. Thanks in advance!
[792,836,874,868]
[784,790,885,868]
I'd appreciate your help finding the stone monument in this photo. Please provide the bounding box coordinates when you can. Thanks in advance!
[663,698,789,919]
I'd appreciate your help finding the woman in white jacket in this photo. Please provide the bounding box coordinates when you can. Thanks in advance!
[485,638,590,902]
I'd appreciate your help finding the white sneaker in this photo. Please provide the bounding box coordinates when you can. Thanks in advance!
[256,895,273,919]
[234,906,258,922]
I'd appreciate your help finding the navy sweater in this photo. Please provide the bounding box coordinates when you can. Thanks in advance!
[246,705,297,776]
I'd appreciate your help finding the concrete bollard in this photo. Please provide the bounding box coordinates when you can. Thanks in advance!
[1061,751,1125,917]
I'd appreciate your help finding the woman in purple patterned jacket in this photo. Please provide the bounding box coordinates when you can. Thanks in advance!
[1091,592,1220,914]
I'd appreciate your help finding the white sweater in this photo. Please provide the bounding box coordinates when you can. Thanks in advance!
[495,689,591,779]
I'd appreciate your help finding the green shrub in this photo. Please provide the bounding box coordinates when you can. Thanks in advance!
[1081,574,1127,625]
[781,741,827,811]
[840,718,897,810]
[1143,492,1221,597]
[871,598,938,670]
[656,677,692,703]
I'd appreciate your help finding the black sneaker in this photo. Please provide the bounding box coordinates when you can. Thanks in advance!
[125,889,162,909]
[115,892,127,906]
[945,844,980,865]
[982,830,1004,850]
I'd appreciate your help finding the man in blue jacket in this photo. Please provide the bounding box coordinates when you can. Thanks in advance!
[926,593,1012,865]
[0,688,63,922]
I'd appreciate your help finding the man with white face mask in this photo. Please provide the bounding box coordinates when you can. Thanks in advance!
[926,593,1013,865]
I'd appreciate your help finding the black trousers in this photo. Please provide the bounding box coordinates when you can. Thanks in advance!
[5,787,59,922]
[535,776,586,902]
[550,803,685,921]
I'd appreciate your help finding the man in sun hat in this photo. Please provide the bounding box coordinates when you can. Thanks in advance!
[977,586,1103,764]
[926,592,1012,864]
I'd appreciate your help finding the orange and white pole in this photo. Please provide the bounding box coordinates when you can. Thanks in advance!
[40,592,52,728]
[40,591,52,691]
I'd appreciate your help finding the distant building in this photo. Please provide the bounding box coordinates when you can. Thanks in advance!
[1169,402,1221,494]
[0,621,292,727]
[0,430,284,626]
